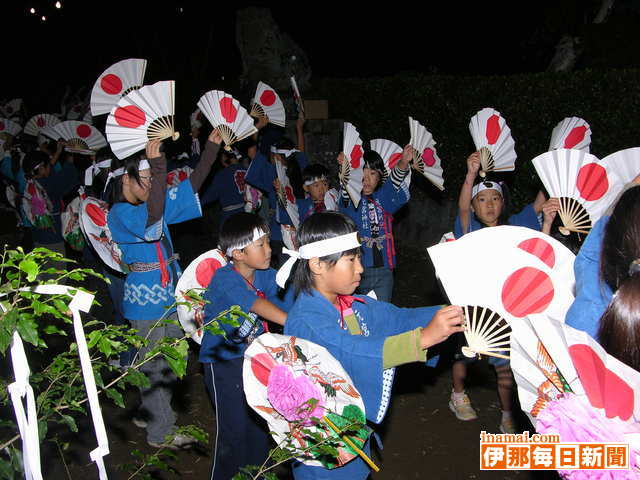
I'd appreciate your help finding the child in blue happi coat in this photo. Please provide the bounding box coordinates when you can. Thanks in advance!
[277,211,464,480]
[338,145,413,302]
[296,164,338,222]
[107,130,221,448]
[199,211,295,479]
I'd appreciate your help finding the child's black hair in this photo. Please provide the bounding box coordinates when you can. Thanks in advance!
[472,179,512,227]
[105,152,146,205]
[302,163,330,185]
[293,211,361,294]
[219,212,270,258]
[363,150,386,185]
[22,150,50,178]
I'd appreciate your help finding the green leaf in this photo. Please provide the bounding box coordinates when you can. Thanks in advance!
[98,337,113,357]
[18,259,39,282]
[38,420,48,442]
[160,344,187,378]
[87,330,102,348]
[59,414,78,433]
[43,325,67,336]
[122,368,150,388]
[16,316,39,346]
[0,458,13,480]
[105,388,125,408]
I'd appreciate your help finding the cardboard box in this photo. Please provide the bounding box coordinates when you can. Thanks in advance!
[303,100,329,119]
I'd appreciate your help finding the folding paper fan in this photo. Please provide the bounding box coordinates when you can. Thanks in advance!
[438,231,455,243]
[197,90,257,152]
[190,108,202,129]
[340,122,364,208]
[370,138,403,180]
[54,121,107,155]
[427,225,575,325]
[461,305,511,360]
[1,99,23,118]
[290,76,304,114]
[22,180,54,229]
[281,225,298,251]
[24,114,60,137]
[66,102,89,121]
[39,125,60,141]
[244,333,376,470]
[549,117,591,152]
[166,166,193,188]
[408,117,445,190]
[79,197,126,272]
[61,195,85,252]
[175,249,227,345]
[105,80,179,160]
[532,148,622,236]
[250,82,286,128]
[0,118,23,138]
[90,58,147,116]
[276,159,300,228]
[468,108,516,178]
[83,110,93,125]
[600,147,640,186]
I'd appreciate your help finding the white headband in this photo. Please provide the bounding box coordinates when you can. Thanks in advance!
[84,159,112,186]
[275,232,361,288]
[224,227,267,257]
[472,181,503,199]
[304,175,327,187]
[103,159,151,192]
[270,146,299,157]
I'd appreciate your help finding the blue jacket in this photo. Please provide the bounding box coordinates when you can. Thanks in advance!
[453,203,541,239]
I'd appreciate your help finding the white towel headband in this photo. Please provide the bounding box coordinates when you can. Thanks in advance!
[84,159,113,186]
[223,227,268,257]
[471,181,503,199]
[103,159,151,192]
[270,145,299,157]
[275,232,361,287]
[304,175,328,187]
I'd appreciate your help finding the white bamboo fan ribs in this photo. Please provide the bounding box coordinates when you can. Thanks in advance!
[468,108,516,178]
[290,76,304,114]
[0,118,23,138]
[54,121,107,155]
[197,90,257,152]
[370,138,402,180]
[105,80,178,160]
[461,305,511,360]
[91,58,147,116]
[532,148,621,236]
[24,114,61,136]
[549,117,591,152]
[250,82,286,127]
[408,117,444,190]
[340,122,364,207]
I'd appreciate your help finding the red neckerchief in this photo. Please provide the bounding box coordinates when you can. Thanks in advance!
[313,201,325,213]
[232,266,269,332]
[334,295,366,329]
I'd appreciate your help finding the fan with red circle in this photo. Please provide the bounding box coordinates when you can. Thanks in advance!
[340,122,364,208]
[250,82,286,128]
[105,80,179,160]
[174,249,227,344]
[166,166,193,188]
[408,117,444,190]
[24,114,61,137]
[532,148,622,236]
[53,121,107,155]
[197,90,257,152]
[275,158,300,229]
[600,147,640,186]
[369,138,403,182]
[1,99,23,120]
[0,118,23,138]
[90,58,148,116]
[79,196,125,272]
[468,107,516,178]
[549,117,591,152]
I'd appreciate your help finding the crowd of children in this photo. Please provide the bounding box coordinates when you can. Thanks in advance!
[2,89,639,480]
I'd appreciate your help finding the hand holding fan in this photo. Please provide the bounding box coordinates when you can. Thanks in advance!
[105,80,179,160]
[275,159,300,228]
[290,76,305,114]
[53,121,107,155]
[175,249,227,344]
[461,305,511,360]
[250,82,286,127]
[408,117,444,190]
[197,90,257,152]
[340,122,364,208]
[90,58,147,116]
[549,117,591,152]
[24,114,60,137]
[468,108,516,178]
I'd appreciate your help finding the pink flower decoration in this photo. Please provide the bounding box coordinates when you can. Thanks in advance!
[267,364,325,426]
[31,195,47,216]
[536,393,640,479]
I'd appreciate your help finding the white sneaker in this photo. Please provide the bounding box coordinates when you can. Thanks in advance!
[448,392,478,421]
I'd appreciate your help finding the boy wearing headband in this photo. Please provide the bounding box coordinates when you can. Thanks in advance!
[297,163,338,221]
[199,212,294,479]
[278,212,464,479]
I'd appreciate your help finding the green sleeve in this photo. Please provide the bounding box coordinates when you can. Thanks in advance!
[382,327,426,369]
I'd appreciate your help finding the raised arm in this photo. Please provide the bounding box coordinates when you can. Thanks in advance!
[189,129,222,192]
[146,139,167,227]
[296,113,305,152]
[458,152,480,235]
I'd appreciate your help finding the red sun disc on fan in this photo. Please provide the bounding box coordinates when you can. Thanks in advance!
[260,90,276,107]
[577,163,608,201]
[350,145,363,168]
[86,203,107,227]
[486,114,502,145]
[251,353,277,386]
[563,126,587,149]
[195,257,222,287]
[388,153,402,169]
[101,74,123,95]
[285,185,295,204]
[219,97,238,123]
[517,238,556,268]
[422,148,437,167]
[36,117,46,128]
[76,124,92,138]
[501,266,554,317]
[114,105,146,129]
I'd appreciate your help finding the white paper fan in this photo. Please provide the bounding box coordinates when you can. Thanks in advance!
[53,121,107,155]
[175,249,227,344]
[1,99,23,118]
[370,138,402,180]
[90,58,147,116]
[197,90,257,152]
[24,114,61,137]
[427,225,575,325]
[600,147,640,186]
[275,159,300,228]
[549,117,591,152]
[408,117,445,190]
[438,232,455,243]
[468,107,516,178]
[461,305,511,360]
[79,196,126,272]
[532,148,621,236]
[83,110,93,124]
[340,122,364,208]
[290,76,304,114]
[105,80,179,160]
[0,118,23,138]
[39,125,60,142]
[250,82,286,128]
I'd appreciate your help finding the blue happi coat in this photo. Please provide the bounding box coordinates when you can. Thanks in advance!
[200,164,248,226]
[453,203,541,239]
